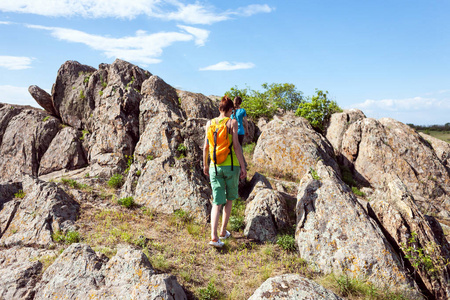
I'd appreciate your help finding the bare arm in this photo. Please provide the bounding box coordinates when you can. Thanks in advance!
[231,119,247,179]
[203,121,210,176]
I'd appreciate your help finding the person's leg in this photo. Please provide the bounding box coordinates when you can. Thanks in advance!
[220,200,233,237]
[211,204,222,241]
[209,166,226,242]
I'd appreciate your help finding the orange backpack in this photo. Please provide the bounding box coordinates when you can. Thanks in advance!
[207,117,233,174]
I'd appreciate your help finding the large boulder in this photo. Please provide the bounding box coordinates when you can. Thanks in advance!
[129,153,211,220]
[28,85,57,116]
[177,90,218,119]
[419,132,450,170]
[0,176,79,247]
[38,126,87,176]
[244,186,292,242]
[0,107,60,181]
[338,117,450,216]
[325,109,366,157]
[253,114,338,181]
[295,160,419,297]
[51,60,97,128]
[34,243,187,300]
[369,175,450,299]
[248,274,343,300]
[0,247,57,300]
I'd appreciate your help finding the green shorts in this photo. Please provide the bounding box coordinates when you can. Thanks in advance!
[209,165,240,206]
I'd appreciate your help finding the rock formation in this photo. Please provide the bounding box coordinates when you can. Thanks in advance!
[0,59,448,298]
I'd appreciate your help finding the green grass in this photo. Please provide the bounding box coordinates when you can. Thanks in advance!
[52,230,81,244]
[108,174,124,189]
[43,116,50,122]
[118,196,135,208]
[276,234,297,252]
[242,142,256,155]
[60,178,93,192]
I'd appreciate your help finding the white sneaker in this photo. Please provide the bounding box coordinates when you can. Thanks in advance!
[209,239,224,248]
[219,230,231,240]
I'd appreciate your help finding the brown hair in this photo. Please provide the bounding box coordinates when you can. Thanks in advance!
[234,96,242,105]
[219,95,234,112]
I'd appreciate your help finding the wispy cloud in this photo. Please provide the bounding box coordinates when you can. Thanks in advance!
[233,4,273,17]
[0,56,34,70]
[351,95,450,125]
[0,85,37,107]
[177,25,209,46]
[27,24,204,65]
[0,1,273,24]
[0,21,11,25]
[200,61,255,71]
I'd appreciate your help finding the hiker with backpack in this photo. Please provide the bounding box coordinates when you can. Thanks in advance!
[203,95,247,248]
[230,96,249,146]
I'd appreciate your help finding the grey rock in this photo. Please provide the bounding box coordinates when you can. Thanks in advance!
[244,187,291,242]
[419,132,450,170]
[296,160,419,296]
[0,108,60,181]
[369,175,450,299]
[177,89,218,119]
[339,117,450,216]
[131,154,211,220]
[28,85,57,115]
[325,109,366,157]
[248,274,343,300]
[34,243,187,300]
[0,181,21,205]
[0,247,57,300]
[38,126,87,175]
[253,114,338,182]
[0,175,79,247]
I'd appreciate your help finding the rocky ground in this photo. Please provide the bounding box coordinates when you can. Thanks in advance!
[0,59,449,299]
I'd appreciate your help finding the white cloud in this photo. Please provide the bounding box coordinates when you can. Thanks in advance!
[233,4,273,17]
[0,1,273,24]
[0,21,11,24]
[0,85,38,107]
[0,56,34,70]
[199,61,255,71]
[350,96,450,125]
[27,24,197,65]
[177,25,209,46]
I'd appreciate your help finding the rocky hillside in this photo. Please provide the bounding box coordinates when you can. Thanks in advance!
[0,59,449,299]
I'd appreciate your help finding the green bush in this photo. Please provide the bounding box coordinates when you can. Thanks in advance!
[118,196,135,208]
[226,83,304,120]
[198,281,220,300]
[229,216,245,231]
[276,234,296,252]
[108,174,124,189]
[52,230,80,244]
[295,89,342,131]
[352,186,365,197]
[310,167,321,180]
[14,189,26,199]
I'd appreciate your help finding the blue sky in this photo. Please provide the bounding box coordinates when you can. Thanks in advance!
[0,0,449,125]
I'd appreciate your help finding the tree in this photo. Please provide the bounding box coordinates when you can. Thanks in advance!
[295,89,342,131]
[225,83,303,120]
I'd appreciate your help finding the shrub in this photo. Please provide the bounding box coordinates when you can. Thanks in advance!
[80,129,90,141]
[79,90,86,100]
[310,167,320,180]
[43,116,50,122]
[276,234,296,251]
[14,189,26,199]
[295,89,342,131]
[352,186,365,197]
[146,155,154,161]
[118,196,135,208]
[52,230,80,244]
[108,174,124,189]
[198,281,220,300]
[229,216,245,231]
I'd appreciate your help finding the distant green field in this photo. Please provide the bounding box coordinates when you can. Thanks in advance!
[419,130,450,143]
